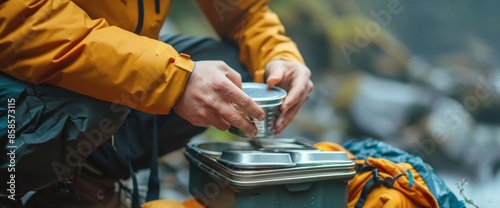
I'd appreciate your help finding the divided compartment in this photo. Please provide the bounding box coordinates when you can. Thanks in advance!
[217,150,295,169]
[251,138,316,150]
[185,140,356,208]
[278,149,351,166]
[194,141,253,158]
[192,140,351,169]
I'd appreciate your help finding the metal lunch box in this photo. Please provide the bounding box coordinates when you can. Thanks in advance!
[229,83,287,138]
[185,139,356,208]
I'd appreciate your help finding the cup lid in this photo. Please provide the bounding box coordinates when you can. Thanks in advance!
[242,82,287,104]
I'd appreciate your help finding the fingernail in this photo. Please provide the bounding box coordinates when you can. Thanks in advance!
[281,119,286,126]
[259,115,265,121]
[275,124,282,134]
[281,104,288,112]
[276,117,283,126]
[251,129,258,137]
[278,120,286,131]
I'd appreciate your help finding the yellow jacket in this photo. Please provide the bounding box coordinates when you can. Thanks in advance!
[0,0,303,114]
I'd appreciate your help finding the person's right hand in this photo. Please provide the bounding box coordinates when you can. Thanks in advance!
[173,61,265,137]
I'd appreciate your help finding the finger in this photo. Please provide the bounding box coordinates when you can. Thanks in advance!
[217,103,258,137]
[276,82,312,133]
[280,85,303,114]
[266,65,285,88]
[220,62,243,89]
[281,71,313,110]
[275,102,302,133]
[209,112,231,131]
[191,117,212,127]
[222,80,265,121]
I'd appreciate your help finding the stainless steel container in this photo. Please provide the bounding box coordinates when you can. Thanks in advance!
[185,139,356,208]
[229,83,287,138]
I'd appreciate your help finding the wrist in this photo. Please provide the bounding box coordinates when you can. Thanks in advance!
[188,61,196,82]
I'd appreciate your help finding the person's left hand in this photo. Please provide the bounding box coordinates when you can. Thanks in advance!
[265,59,314,134]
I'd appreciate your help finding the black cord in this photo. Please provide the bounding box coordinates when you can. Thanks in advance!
[146,116,160,201]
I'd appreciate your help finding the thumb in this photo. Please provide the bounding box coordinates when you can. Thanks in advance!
[266,66,284,88]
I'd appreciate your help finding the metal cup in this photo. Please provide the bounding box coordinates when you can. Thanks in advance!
[228,82,287,138]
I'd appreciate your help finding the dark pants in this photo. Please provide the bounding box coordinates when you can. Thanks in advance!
[0,35,251,198]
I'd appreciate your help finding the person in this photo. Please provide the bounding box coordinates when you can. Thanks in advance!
[0,0,313,207]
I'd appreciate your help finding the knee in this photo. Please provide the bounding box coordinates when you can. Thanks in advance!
[81,101,131,143]
[32,84,132,144]
[3,87,131,194]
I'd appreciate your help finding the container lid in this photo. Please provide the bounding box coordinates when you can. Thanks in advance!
[278,150,352,166]
[195,141,253,158]
[185,141,356,187]
[242,82,287,105]
[218,150,295,169]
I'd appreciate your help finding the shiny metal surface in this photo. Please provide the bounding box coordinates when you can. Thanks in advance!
[185,140,356,187]
[256,138,298,143]
[229,82,287,138]
[252,138,314,150]
[185,150,355,187]
[259,143,309,149]
[240,82,287,104]
[218,150,295,169]
[278,149,351,166]
[195,141,253,158]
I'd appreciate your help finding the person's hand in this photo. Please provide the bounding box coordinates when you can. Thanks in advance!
[265,59,314,134]
[173,61,265,137]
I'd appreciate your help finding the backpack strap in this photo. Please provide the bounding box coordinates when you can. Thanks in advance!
[145,116,160,202]
[354,160,407,208]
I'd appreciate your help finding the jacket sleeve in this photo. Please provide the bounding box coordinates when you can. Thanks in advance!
[195,0,304,83]
[0,0,193,114]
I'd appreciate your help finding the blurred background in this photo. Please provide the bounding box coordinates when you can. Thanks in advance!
[135,1,500,207]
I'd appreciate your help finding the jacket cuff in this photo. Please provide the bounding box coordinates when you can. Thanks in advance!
[154,53,194,114]
[173,53,194,73]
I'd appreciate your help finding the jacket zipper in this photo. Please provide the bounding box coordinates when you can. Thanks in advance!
[134,0,144,34]
[135,0,160,34]
[154,0,160,14]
